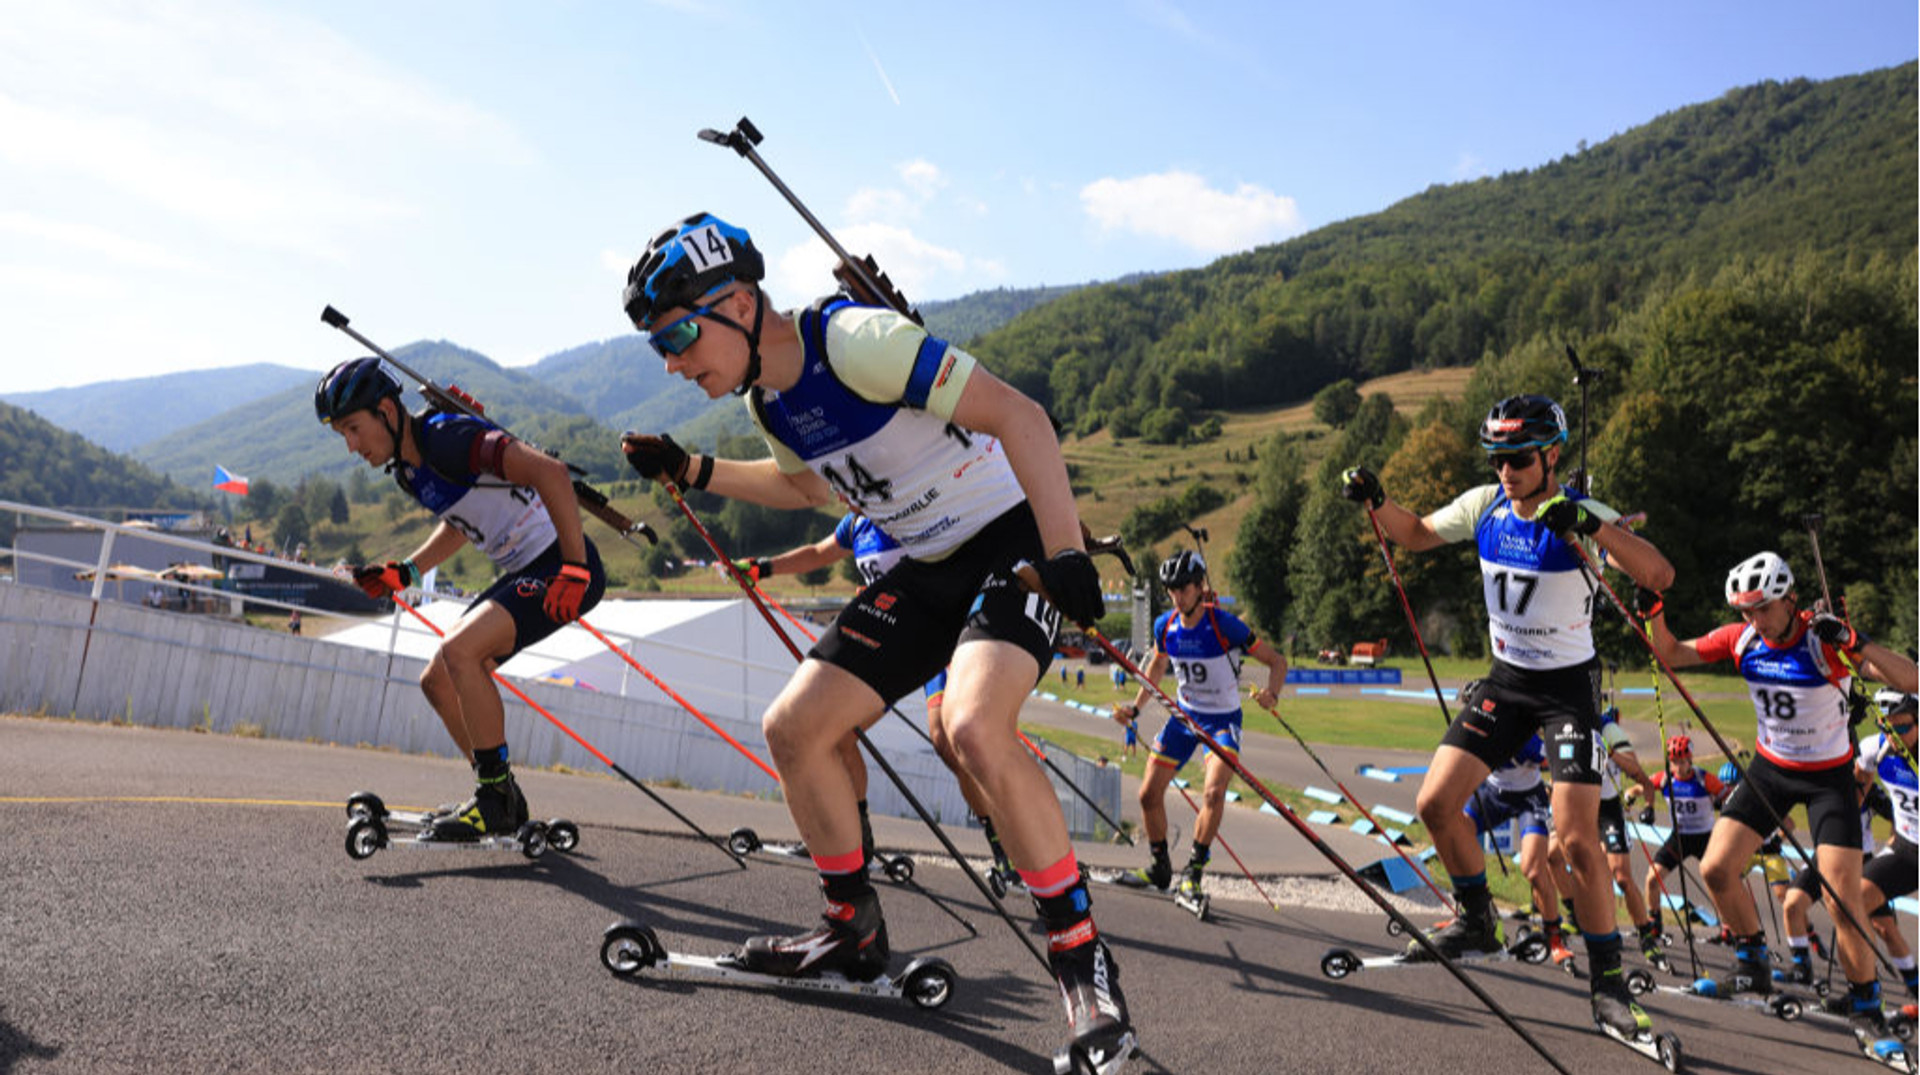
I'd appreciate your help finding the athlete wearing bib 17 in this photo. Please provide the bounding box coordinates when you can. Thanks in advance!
[615,213,1131,1067]
[1339,393,1676,1043]
[1645,550,1918,1029]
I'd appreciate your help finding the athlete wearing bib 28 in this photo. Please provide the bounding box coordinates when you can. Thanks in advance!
[1645,550,1917,1040]
[618,213,1131,1067]
[1858,691,1920,994]
[315,358,606,841]
[1111,552,1286,902]
[1340,394,1676,1043]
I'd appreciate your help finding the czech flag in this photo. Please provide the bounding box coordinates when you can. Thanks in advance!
[213,465,250,496]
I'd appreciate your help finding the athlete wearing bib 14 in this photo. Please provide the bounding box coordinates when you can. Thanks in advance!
[1340,393,1676,1043]
[617,213,1131,1067]
[1644,550,1917,1034]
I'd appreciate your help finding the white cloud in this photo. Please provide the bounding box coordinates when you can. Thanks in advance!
[1080,171,1304,254]
[1453,152,1490,181]
[0,211,203,273]
[0,1,528,261]
[846,186,920,224]
[898,159,945,199]
[768,223,985,306]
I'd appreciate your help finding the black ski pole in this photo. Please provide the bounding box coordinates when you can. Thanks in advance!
[386,594,746,869]
[1804,515,1920,769]
[319,306,659,551]
[1018,566,1575,1075]
[654,476,1050,972]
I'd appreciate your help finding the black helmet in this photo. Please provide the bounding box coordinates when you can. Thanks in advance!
[1159,550,1207,589]
[1479,395,1569,451]
[622,212,764,329]
[314,358,401,424]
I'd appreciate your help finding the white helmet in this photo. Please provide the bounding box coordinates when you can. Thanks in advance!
[1874,688,1916,718]
[1724,551,1793,609]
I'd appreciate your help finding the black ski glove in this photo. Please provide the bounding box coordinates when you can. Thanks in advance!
[1809,611,1866,655]
[1033,549,1104,627]
[1536,494,1601,537]
[622,432,690,485]
[1339,466,1384,510]
[1634,586,1665,619]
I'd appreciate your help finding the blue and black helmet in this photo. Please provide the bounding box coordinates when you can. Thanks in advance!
[622,212,764,330]
[1479,395,1569,451]
[314,357,401,425]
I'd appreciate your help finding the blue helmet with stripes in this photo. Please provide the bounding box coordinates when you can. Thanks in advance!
[622,212,764,330]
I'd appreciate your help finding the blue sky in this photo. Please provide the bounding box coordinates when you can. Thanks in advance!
[0,1,1912,393]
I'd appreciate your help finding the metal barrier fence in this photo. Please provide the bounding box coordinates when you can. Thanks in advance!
[0,501,1120,837]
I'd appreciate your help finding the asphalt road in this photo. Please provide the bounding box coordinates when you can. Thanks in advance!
[0,715,1899,1075]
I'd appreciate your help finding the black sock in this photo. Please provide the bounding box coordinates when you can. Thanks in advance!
[473,744,510,782]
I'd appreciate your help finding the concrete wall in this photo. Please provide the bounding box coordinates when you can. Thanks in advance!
[0,582,1121,837]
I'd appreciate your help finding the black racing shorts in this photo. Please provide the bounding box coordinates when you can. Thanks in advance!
[1720,753,1860,850]
[1598,796,1631,855]
[1441,658,1605,785]
[810,503,1058,706]
[1653,829,1714,872]
[1863,836,1918,906]
[468,538,606,659]
[1465,782,1553,838]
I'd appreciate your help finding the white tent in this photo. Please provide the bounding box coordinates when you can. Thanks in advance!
[322,596,931,755]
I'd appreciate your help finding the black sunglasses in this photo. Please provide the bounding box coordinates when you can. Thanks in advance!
[1487,449,1540,473]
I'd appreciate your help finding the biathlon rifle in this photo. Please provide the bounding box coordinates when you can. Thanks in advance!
[697,117,923,325]
[318,305,658,548]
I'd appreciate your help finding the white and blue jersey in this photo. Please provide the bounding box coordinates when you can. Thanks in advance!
[1429,483,1620,671]
[1145,606,1259,770]
[834,512,906,585]
[746,300,1025,561]
[397,412,556,574]
[1860,732,1919,845]
[1467,736,1552,838]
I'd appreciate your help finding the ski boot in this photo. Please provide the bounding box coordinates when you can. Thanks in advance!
[1405,904,1504,962]
[1692,937,1771,998]
[1046,920,1135,1075]
[1773,950,1813,987]
[427,773,529,840]
[1636,922,1670,972]
[1110,859,1171,892]
[1173,875,1209,920]
[729,887,891,983]
[1546,930,1578,973]
[1593,968,1655,1041]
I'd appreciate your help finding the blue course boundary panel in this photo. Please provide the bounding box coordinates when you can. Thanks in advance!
[1286,668,1404,685]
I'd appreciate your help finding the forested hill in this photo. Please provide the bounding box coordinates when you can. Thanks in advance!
[972,63,1917,439]
[0,401,206,542]
[0,363,312,454]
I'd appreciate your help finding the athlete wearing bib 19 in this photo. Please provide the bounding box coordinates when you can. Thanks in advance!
[1645,549,1918,1031]
[617,213,1132,1067]
[1339,394,1677,1043]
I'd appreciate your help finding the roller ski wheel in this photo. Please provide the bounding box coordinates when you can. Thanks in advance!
[545,819,581,853]
[1625,969,1656,997]
[1320,948,1361,980]
[345,817,388,860]
[879,853,915,885]
[727,827,762,857]
[1319,934,1539,977]
[1892,1008,1916,1044]
[1385,916,1405,937]
[1595,1019,1683,1073]
[1173,881,1209,922]
[345,791,386,821]
[597,920,955,1010]
[1053,1032,1139,1075]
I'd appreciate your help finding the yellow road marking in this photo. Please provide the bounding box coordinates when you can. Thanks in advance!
[0,796,352,808]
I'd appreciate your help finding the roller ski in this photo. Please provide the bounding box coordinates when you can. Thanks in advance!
[598,919,956,1011]
[1545,929,1581,977]
[1637,923,1672,974]
[1171,877,1210,922]
[986,860,1025,900]
[342,789,578,861]
[1320,927,1551,979]
[1594,974,1683,1072]
[725,826,916,884]
[1098,858,1171,893]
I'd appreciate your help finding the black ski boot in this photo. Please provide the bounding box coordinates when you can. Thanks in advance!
[1636,921,1667,967]
[1111,858,1171,892]
[730,885,891,982]
[1038,884,1135,1075]
[1692,936,1771,997]
[1593,966,1655,1040]
[1773,948,1812,986]
[427,772,528,840]
[1406,899,1503,961]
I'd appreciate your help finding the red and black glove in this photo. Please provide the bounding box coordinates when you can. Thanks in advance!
[353,560,418,600]
[1809,611,1866,656]
[544,561,592,624]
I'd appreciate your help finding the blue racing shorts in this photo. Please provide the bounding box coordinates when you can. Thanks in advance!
[1148,706,1241,771]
